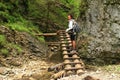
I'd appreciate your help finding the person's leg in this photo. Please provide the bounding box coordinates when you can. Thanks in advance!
[72,40,76,50]
[71,34,76,50]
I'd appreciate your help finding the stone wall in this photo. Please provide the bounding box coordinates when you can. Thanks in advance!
[78,0,120,59]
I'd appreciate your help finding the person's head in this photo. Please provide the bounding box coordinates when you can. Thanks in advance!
[68,14,73,20]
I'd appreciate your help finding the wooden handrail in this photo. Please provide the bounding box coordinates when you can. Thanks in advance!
[36,33,57,36]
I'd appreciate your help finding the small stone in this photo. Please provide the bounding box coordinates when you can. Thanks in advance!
[0,67,8,75]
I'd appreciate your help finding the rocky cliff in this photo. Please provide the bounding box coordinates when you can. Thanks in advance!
[0,26,47,66]
[78,0,120,61]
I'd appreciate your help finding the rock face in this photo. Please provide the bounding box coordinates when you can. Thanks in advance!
[0,26,47,59]
[78,0,120,59]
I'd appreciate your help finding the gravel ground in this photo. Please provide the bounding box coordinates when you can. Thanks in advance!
[57,70,120,80]
[0,59,120,80]
[0,59,53,80]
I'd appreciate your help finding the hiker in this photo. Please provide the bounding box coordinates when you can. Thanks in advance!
[66,14,76,50]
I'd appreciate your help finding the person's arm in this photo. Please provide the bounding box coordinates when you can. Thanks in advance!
[66,20,73,32]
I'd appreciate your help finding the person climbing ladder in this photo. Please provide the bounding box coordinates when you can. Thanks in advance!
[66,14,80,50]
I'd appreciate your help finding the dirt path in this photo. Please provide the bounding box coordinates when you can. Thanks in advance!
[0,58,120,80]
[0,58,54,80]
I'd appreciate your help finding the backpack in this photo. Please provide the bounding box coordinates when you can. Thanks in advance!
[72,20,81,33]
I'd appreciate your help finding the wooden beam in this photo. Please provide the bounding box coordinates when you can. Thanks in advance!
[51,70,65,79]
[48,63,64,72]
[36,33,57,36]
[46,42,61,44]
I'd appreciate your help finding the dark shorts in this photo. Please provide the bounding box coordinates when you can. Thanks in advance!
[69,33,76,41]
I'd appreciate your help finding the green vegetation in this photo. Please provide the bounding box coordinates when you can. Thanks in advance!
[0,48,9,57]
[0,0,82,56]
[79,0,88,16]
[0,35,9,56]
[0,0,82,32]
[37,36,45,42]
[6,22,30,32]
[7,43,23,54]
[0,35,7,47]
[0,0,82,42]
[0,35,23,56]
[101,65,120,73]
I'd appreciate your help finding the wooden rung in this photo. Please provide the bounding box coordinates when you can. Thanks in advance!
[46,42,61,44]
[63,51,68,54]
[60,39,65,41]
[66,38,71,40]
[61,44,69,47]
[65,35,70,38]
[65,67,83,70]
[62,47,67,50]
[76,69,84,75]
[72,54,79,58]
[61,41,71,44]
[48,44,60,46]
[66,70,73,75]
[64,62,82,64]
[70,50,78,54]
[63,57,80,59]
[60,36,64,38]
[62,49,71,51]
[63,55,69,58]
[63,53,75,55]
[59,33,66,35]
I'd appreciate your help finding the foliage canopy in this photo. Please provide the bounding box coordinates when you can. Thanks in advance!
[0,0,81,32]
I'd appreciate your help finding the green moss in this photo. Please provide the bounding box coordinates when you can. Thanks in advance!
[102,65,120,73]
[6,22,29,32]
[37,36,45,42]
[0,48,9,57]
[13,44,22,53]
[7,43,22,54]
[5,16,43,36]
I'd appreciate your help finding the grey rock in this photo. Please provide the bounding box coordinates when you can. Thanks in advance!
[78,0,120,58]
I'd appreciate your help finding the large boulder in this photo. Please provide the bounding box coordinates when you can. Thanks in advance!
[78,0,120,61]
